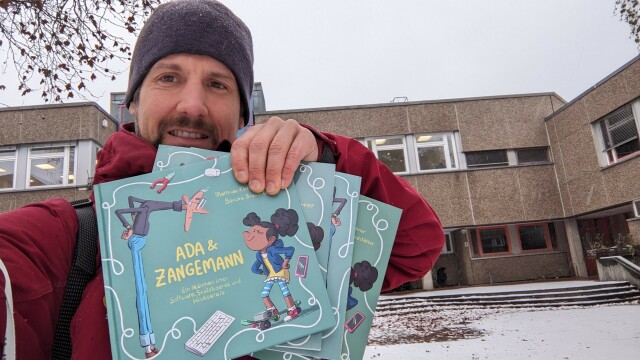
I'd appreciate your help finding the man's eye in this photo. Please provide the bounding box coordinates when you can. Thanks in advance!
[160,75,177,82]
[209,81,226,89]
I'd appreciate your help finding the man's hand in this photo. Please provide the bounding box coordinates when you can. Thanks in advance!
[231,116,319,195]
[282,258,290,269]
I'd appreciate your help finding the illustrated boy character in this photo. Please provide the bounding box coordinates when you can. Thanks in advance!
[115,191,207,358]
[331,187,347,238]
[243,208,301,322]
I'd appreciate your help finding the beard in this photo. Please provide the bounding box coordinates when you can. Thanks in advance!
[150,116,219,149]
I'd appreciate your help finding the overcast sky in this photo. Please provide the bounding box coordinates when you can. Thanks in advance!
[1,0,639,113]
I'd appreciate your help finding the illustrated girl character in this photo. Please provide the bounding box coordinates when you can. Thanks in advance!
[346,260,379,311]
[243,208,301,322]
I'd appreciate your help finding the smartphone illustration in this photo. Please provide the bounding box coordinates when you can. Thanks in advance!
[344,311,365,333]
[294,255,309,278]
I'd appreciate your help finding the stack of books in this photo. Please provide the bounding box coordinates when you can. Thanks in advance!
[94,145,402,360]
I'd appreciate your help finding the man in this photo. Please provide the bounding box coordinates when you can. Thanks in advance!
[0,0,444,358]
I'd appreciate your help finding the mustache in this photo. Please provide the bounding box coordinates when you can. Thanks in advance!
[154,116,219,147]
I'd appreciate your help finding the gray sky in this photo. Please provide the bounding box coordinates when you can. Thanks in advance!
[1,0,639,112]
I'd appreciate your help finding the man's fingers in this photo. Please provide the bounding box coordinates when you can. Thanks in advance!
[265,121,300,194]
[231,116,319,195]
[279,127,317,189]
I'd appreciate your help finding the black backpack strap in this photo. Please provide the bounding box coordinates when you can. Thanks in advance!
[318,141,336,164]
[51,199,98,360]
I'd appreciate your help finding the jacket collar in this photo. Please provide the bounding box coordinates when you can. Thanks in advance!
[93,123,157,187]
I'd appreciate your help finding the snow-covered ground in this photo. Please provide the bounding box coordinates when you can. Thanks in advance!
[364,281,640,359]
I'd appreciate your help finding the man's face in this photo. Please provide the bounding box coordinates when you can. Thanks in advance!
[129,53,244,150]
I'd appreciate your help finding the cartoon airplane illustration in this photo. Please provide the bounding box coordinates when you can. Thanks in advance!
[182,188,208,231]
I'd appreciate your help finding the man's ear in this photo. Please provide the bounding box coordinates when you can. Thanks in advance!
[268,235,276,244]
[129,101,138,117]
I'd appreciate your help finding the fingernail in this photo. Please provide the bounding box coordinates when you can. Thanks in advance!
[236,171,248,182]
[250,180,261,191]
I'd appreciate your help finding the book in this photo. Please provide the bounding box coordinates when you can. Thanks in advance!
[153,145,337,352]
[270,161,336,352]
[341,196,401,360]
[260,172,362,359]
[94,157,335,359]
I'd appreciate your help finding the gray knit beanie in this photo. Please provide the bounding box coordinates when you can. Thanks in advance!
[124,0,254,125]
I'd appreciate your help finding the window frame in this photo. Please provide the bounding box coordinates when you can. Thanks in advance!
[516,147,549,165]
[593,99,640,166]
[517,222,553,253]
[26,145,77,189]
[0,149,17,191]
[414,132,459,173]
[365,135,410,175]
[441,232,454,254]
[465,149,509,168]
[473,225,512,256]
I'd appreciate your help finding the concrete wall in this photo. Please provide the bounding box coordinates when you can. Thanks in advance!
[0,187,93,212]
[259,94,564,229]
[0,103,116,212]
[468,252,571,285]
[597,256,640,288]
[258,93,561,145]
[546,58,640,217]
[628,218,640,246]
[405,165,563,227]
[0,103,116,147]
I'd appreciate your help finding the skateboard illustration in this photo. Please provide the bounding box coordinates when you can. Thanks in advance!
[240,300,302,330]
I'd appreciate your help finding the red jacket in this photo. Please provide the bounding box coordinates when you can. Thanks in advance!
[0,124,444,359]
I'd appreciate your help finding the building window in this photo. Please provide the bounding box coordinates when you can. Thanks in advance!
[465,150,508,168]
[414,133,458,172]
[441,232,454,254]
[518,223,552,251]
[517,148,549,165]
[366,136,408,174]
[27,146,76,188]
[595,101,640,165]
[471,226,511,255]
[0,150,16,190]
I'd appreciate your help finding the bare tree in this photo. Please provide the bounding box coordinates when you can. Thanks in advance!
[615,0,640,49]
[0,0,160,102]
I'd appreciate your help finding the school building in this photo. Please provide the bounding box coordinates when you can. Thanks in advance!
[257,54,640,288]
[0,103,117,212]
[1,56,638,289]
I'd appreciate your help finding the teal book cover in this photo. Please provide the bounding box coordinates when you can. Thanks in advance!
[341,196,402,360]
[263,172,362,360]
[267,161,336,352]
[153,145,226,172]
[94,157,335,359]
[292,162,336,284]
[153,145,337,351]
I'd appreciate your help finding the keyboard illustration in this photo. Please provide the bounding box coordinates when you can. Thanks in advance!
[184,310,235,356]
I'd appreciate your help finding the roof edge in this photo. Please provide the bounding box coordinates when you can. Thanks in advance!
[0,101,117,124]
[258,92,563,115]
[545,54,640,121]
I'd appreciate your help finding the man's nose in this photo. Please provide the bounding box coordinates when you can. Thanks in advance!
[176,80,208,119]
